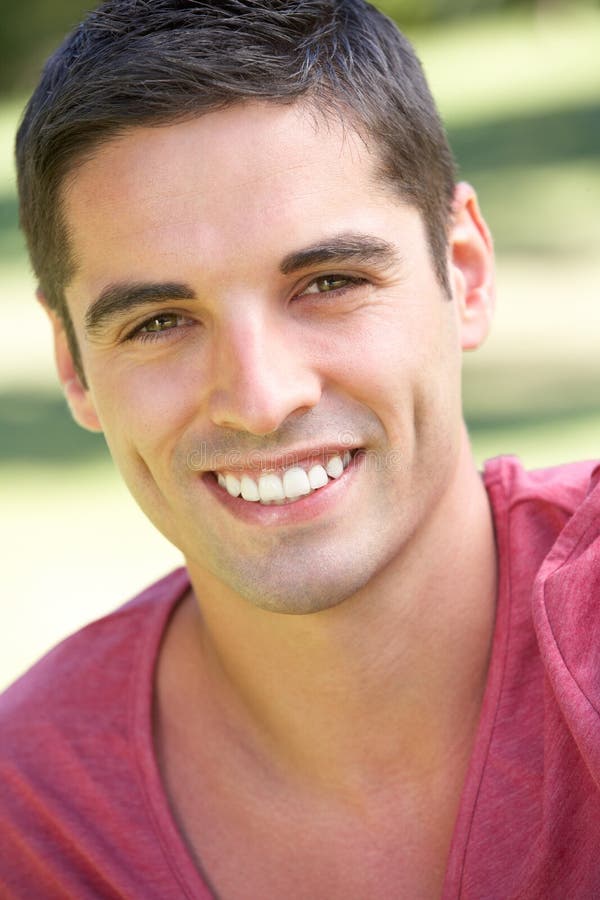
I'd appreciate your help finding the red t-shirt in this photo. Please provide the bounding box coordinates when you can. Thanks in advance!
[1,457,599,899]
[443,457,600,898]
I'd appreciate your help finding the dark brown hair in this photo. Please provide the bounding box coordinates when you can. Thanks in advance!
[16,0,456,379]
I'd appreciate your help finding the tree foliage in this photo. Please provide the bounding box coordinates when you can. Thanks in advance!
[0,0,95,92]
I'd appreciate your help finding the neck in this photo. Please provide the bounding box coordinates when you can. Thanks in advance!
[175,436,497,797]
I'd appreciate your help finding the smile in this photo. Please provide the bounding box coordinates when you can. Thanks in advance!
[213,450,354,506]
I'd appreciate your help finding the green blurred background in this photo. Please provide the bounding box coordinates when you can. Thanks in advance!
[1,0,599,689]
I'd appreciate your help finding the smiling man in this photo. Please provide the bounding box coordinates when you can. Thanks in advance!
[2,2,600,898]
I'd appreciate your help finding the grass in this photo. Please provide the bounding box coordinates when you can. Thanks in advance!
[1,5,599,689]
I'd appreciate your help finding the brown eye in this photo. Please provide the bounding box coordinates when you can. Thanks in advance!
[126,311,194,344]
[314,275,350,292]
[301,275,360,296]
[141,313,180,332]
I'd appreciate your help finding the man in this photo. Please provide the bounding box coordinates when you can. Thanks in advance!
[1,1,599,897]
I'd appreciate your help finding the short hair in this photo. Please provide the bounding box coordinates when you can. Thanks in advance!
[16,0,456,379]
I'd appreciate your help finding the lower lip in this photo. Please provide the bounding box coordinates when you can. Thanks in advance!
[202,453,361,526]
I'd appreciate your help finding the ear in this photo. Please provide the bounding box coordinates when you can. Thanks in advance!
[38,291,103,433]
[449,182,495,351]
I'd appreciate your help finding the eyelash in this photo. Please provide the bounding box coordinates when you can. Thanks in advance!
[125,274,368,344]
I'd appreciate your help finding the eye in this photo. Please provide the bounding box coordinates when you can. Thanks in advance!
[126,311,193,343]
[299,274,366,296]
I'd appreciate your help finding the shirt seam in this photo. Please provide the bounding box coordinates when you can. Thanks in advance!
[128,574,207,900]
[454,457,517,898]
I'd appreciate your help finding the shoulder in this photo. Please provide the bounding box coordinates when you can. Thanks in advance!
[458,464,600,900]
[532,466,600,783]
[484,455,599,517]
[483,456,599,576]
[0,567,191,897]
[0,566,189,735]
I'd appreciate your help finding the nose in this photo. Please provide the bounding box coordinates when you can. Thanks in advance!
[207,311,322,435]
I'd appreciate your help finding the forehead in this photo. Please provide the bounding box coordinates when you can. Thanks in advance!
[61,102,406,297]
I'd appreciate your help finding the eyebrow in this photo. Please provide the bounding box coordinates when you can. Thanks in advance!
[85,282,196,335]
[84,232,397,336]
[279,233,397,275]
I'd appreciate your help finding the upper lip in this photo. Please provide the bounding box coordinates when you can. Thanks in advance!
[207,445,357,474]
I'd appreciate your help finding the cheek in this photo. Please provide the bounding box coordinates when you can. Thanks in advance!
[334,303,461,445]
[89,355,204,463]
[316,304,434,400]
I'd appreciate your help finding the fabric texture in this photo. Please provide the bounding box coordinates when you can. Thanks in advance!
[1,456,599,899]
[442,457,600,899]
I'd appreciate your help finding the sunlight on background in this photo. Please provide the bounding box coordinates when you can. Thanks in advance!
[1,3,599,689]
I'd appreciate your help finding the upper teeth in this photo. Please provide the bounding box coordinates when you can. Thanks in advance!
[216,452,352,504]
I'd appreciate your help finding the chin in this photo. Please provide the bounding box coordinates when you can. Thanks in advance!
[222,553,383,616]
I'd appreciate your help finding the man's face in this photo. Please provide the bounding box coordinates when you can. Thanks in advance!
[58,102,487,614]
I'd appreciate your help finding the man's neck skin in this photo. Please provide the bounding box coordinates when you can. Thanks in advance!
[154,432,496,895]
[159,432,497,799]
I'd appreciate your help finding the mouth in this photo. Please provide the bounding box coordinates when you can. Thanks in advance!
[211,449,357,506]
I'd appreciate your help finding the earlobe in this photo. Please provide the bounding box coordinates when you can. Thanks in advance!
[38,292,103,433]
[449,182,495,351]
